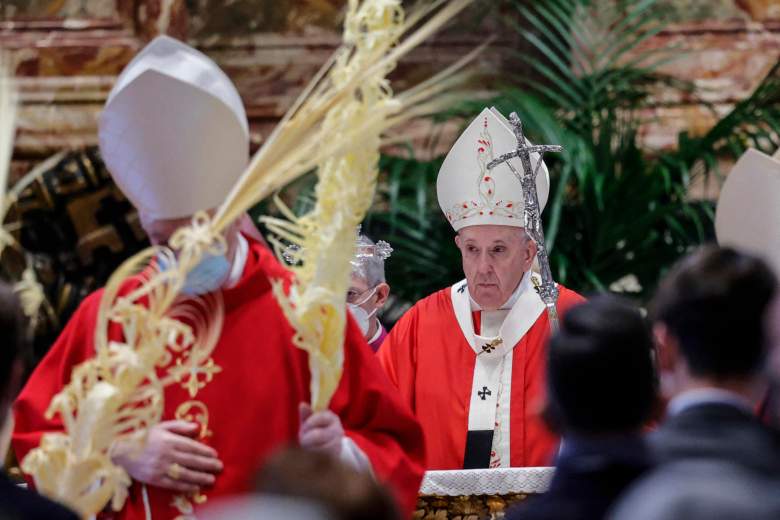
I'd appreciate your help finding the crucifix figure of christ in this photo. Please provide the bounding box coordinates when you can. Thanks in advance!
[486,112,563,332]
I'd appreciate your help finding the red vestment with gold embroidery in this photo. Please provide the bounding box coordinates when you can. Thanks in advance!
[13,238,425,518]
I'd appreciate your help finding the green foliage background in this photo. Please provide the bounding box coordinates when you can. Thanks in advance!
[259,0,780,324]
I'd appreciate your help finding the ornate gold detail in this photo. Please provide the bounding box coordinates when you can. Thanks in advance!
[167,462,182,480]
[171,494,195,518]
[175,400,213,440]
[171,490,208,519]
[21,213,225,517]
[170,399,215,516]
[445,119,524,226]
[174,357,222,398]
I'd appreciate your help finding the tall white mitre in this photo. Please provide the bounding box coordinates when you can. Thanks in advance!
[716,148,780,277]
[436,107,550,230]
[98,35,250,220]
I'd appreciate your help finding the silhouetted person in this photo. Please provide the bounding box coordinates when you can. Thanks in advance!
[254,447,398,520]
[758,290,780,427]
[611,246,780,520]
[507,295,656,520]
[0,283,77,519]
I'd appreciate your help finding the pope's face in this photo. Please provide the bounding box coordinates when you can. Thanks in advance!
[455,225,536,311]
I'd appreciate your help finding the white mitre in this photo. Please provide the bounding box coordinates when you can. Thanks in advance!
[436,107,550,231]
[98,35,249,220]
[716,148,780,277]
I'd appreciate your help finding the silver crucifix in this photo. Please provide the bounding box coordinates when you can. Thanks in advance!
[486,112,563,332]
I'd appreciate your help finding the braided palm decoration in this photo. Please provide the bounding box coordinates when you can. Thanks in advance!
[21,0,479,516]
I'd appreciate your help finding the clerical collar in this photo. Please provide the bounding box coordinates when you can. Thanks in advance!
[225,234,249,289]
[469,272,529,312]
[667,388,753,417]
[367,320,383,344]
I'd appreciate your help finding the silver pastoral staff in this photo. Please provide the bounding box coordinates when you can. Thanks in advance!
[487,112,563,332]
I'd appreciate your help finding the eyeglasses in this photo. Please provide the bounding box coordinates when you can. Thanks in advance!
[346,286,376,305]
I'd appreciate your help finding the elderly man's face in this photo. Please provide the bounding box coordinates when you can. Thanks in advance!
[347,272,390,339]
[347,274,373,305]
[455,225,536,311]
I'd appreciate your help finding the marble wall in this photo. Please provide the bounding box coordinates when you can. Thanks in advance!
[0,0,513,180]
[3,0,780,176]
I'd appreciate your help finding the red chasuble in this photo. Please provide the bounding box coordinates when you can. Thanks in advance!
[378,275,583,470]
[13,237,425,518]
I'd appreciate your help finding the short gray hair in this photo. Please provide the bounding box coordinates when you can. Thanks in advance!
[351,234,389,287]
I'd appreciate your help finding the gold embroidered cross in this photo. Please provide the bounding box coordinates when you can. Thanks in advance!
[175,357,222,398]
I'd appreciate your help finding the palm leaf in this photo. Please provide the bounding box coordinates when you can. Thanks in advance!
[266,0,780,320]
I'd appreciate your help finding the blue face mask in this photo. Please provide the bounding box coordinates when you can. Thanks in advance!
[158,252,231,296]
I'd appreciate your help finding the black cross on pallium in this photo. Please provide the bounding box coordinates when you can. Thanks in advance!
[478,386,491,400]
[479,338,502,355]
[457,283,467,294]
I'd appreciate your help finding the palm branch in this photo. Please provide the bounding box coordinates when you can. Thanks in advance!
[268,0,780,318]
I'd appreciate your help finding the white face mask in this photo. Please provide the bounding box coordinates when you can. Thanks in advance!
[158,251,231,296]
[182,252,231,296]
[348,286,378,337]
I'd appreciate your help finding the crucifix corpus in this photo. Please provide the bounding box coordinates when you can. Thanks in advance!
[487,112,563,332]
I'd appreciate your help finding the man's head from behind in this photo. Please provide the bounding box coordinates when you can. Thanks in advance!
[545,295,656,436]
[455,225,536,310]
[255,447,397,520]
[651,245,778,397]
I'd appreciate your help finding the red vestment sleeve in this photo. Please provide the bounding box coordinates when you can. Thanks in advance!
[14,242,427,519]
[13,291,102,465]
[330,314,426,518]
[376,304,419,413]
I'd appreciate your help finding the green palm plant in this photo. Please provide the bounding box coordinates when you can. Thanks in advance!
[261,0,780,322]
[359,0,780,320]
[362,155,457,322]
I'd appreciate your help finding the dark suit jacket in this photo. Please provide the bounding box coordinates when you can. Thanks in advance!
[0,473,78,520]
[609,402,780,520]
[650,402,780,474]
[506,435,652,520]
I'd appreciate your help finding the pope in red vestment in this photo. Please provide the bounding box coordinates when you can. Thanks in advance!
[378,107,584,470]
[12,36,425,519]
[379,279,582,470]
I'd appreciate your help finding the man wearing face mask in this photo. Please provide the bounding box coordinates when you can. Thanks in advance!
[378,107,584,470]
[12,36,425,519]
[347,234,392,351]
